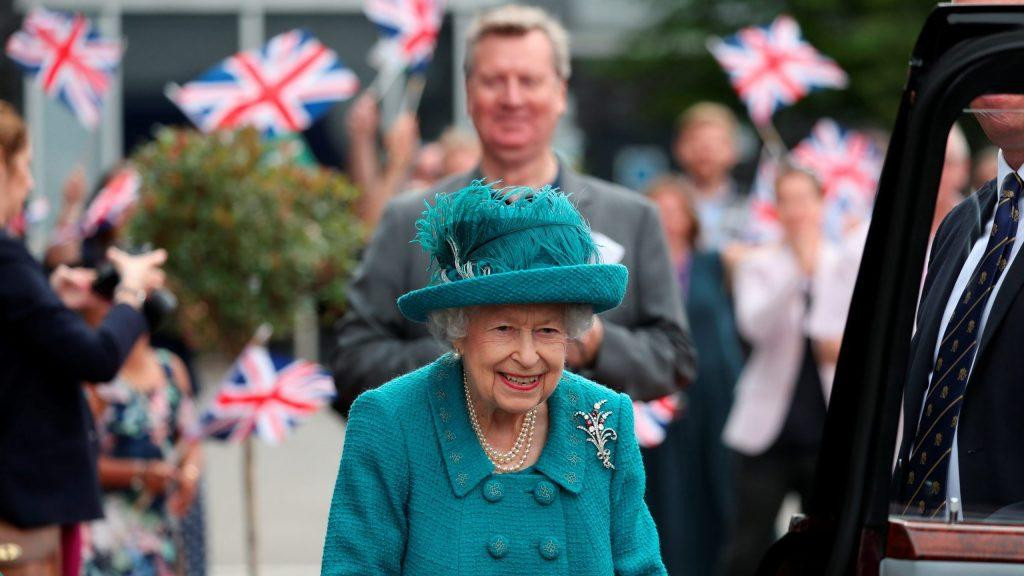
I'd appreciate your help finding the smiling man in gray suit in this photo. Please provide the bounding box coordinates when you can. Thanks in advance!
[330,4,695,413]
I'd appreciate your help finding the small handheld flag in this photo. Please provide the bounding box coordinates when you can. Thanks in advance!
[80,166,140,237]
[708,15,847,126]
[792,119,882,240]
[202,344,336,445]
[4,7,123,129]
[364,0,444,74]
[167,29,359,136]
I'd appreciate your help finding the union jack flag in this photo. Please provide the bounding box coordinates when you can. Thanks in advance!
[708,15,847,126]
[792,118,882,241]
[364,0,444,73]
[166,29,359,136]
[633,394,681,449]
[202,345,336,445]
[4,8,123,128]
[80,166,140,237]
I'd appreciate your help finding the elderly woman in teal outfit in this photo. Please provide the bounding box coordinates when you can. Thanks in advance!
[321,183,665,575]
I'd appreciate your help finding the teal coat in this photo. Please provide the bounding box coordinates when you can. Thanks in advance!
[321,354,666,575]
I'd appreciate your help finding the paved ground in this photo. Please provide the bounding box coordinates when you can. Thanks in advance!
[196,357,346,576]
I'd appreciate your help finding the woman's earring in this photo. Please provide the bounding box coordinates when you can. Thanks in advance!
[452,348,462,360]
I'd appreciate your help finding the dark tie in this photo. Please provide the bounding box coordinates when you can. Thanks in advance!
[900,172,1024,517]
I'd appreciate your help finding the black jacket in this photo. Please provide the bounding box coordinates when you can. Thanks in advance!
[0,232,146,527]
[899,179,1024,519]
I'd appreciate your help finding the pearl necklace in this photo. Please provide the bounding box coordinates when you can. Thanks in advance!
[463,371,538,473]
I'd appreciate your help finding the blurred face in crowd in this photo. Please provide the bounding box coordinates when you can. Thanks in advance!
[938,131,970,203]
[650,185,696,251]
[674,121,738,186]
[1,140,34,226]
[456,303,567,416]
[466,30,567,166]
[775,170,823,241]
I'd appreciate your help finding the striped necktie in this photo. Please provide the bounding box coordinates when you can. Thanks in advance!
[899,172,1023,518]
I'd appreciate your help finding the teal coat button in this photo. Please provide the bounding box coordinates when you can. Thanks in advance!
[538,537,560,560]
[533,480,556,506]
[488,535,509,559]
[482,479,504,503]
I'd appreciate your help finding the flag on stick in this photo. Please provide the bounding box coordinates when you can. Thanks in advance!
[792,118,882,240]
[708,15,847,126]
[80,166,140,237]
[202,344,336,445]
[364,0,444,74]
[4,7,123,128]
[167,29,359,136]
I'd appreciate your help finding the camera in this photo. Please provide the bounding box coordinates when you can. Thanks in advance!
[91,261,178,332]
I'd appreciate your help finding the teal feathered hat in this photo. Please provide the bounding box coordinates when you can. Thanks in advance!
[397,181,628,323]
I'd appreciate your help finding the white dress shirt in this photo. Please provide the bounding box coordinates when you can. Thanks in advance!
[923,150,1024,517]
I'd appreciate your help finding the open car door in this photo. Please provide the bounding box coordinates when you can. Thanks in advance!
[759,4,1024,575]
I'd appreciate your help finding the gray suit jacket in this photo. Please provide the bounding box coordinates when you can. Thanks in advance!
[330,166,696,414]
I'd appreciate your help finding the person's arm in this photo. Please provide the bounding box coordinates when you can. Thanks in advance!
[585,204,697,401]
[360,112,420,231]
[610,392,668,575]
[44,166,87,269]
[0,252,146,384]
[321,389,409,575]
[330,199,446,415]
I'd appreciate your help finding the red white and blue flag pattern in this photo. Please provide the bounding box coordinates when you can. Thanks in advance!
[80,166,140,237]
[4,8,123,128]
[708,15,847,126]
[633,394,681,449]
[364,0,444,73]
[166,29,359,136]
[792,118,882,241]
[202,345,335,445]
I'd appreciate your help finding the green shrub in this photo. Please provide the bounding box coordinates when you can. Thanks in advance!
[128,126,363,353]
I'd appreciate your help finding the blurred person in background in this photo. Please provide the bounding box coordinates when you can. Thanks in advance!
[78,283,202,576]
[330,4,694,415]
[438,125,481,178]
[0,100,166,576]
[721,166,854,576]
[645,175,744,576]
[933,124,972,241]
[972,145,999,193]
[673,102,749,251]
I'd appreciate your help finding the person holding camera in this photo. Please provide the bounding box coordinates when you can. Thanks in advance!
[0,100,166,576]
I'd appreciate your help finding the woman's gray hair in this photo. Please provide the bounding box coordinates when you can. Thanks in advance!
[463,4,572,81]
[428,304,594,343]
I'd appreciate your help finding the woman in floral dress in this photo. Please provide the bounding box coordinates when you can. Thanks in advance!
[80,315,203,576]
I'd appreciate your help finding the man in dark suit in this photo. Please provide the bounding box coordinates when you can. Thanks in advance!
[896,85,1024,519]
[331,4,696,413]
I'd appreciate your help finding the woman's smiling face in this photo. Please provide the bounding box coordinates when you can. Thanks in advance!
[456,302,568,415]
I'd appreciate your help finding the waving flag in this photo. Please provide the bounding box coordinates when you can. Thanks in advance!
[792,119,882,240]
[633,395,682,449]
[80,167,140,237]
[708,15,847,126]
[167,29,359,136]
[202,345,335,445]
[4,8,123,128]
[364,0,444,73]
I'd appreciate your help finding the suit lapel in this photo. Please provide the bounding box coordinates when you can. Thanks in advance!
[558,165,594,214]
[903,182,995,446]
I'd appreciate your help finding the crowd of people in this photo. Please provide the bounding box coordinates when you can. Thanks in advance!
[0,2,1009,576]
